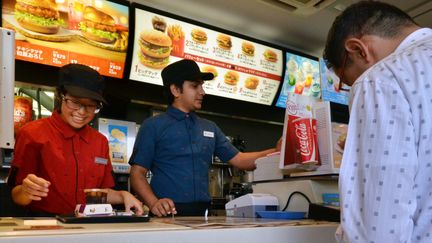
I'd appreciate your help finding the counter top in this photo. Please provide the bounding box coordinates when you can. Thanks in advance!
[0,216,338,243]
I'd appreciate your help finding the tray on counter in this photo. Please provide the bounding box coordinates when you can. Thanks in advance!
[56,214,150,224]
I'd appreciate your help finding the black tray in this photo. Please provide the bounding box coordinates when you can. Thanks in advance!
[56,214,150,224]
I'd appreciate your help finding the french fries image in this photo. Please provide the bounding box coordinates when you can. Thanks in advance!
[167,24,184,41]
[113,31,129,51]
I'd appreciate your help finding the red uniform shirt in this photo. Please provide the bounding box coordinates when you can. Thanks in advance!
[9,111,114,215]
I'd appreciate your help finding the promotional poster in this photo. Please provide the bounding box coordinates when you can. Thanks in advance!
[2,0,129,78]
[129,7,283,106]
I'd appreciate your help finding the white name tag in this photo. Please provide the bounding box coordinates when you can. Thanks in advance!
[203,131,214,138]
[95,157,108,165]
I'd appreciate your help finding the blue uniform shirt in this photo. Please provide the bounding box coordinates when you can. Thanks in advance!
[129,106,239,203]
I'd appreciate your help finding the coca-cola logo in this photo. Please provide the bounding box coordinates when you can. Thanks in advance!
[286,100,298,115]
[295,122,310,156]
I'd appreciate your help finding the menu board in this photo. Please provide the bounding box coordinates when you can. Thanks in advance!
[275,52,320,108]
[319,59,349,105]
[1,0,129,78]
[129,6,283,106]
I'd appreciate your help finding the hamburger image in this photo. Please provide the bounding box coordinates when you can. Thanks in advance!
[223,70,239,86]
[79,6,119,43]
[14,0,63,34]
[242,41,255,56]
[216,34,232,50]
[263,49,278,62]
[244,76,259,90]
[201,66,218,80]
[191,28,207,44]
[138,29,172,69]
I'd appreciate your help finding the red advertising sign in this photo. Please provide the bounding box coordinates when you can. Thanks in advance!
[2,0,129,78]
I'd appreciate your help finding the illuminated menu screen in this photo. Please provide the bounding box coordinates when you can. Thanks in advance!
[129,6,283,106]
[319,59,349,105]
[275,52,321,108]
[2,0,129,78]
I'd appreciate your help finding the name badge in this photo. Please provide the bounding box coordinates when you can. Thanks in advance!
[95,157,108,165]
[203,131,214,138]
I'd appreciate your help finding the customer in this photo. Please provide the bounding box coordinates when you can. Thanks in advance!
[323,1,432,242]
[8,64,143,216]
[130,59,281,217]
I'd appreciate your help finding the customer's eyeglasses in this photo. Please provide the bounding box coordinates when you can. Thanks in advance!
[326,53,350,92]
[62,96,102,114]
[337,52,350,92]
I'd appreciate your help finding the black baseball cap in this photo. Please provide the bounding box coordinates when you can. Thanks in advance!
[59,63,107,103]
[161,59,214,87]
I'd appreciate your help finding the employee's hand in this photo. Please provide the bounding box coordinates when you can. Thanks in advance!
[21,174,50,201]
[150,198,177,217]
[121,191,144,215]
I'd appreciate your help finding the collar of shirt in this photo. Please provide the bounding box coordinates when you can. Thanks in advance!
[167,106,197,123]
[49,111,91,143]
[395,27,432,53]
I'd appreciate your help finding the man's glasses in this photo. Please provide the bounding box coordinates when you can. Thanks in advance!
[337,52,350,92]
[62,96,102,114]
[325,53,350,92]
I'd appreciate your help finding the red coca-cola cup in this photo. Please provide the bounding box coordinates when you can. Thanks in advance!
[290,117,320,165]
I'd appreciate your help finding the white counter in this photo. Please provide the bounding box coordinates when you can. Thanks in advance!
[0,217,338,243]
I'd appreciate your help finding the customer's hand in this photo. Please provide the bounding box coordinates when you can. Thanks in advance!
[150,198,177,217]
[21,174,51,201]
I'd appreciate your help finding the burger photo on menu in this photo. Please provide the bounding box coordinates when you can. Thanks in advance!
[242,41,255,56]
[138,29,172,69]
[79,6,119,44]
[201,66,218,80]
[191,28,207,44]
[244,76,259,90]
[14,0,63,34]
[216,34,232,50]
[263,49,278,62]
[223,70,239,86]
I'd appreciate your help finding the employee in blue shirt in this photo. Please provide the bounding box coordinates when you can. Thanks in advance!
[129,59,281,217]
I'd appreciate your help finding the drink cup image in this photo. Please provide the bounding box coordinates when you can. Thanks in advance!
[294,82,304,94]
[290,117,320,165]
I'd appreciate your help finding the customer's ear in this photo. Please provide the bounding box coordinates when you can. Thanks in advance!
[344,37,372,65]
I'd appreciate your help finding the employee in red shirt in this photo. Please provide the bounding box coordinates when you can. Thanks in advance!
[8,64,143,216]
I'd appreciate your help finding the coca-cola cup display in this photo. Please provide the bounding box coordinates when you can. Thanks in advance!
[280,93,325,171]
[282,115,321,168]
[290,117,320,164]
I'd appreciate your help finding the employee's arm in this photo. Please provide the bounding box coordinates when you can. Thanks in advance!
[11,174,50,206]
[130,165,176,217]
[106,189,144,215]
[228,138,282,170]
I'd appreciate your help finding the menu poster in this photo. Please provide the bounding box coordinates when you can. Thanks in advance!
[319,58,350,106]
[129,6,283,106]
[275,53,320,108]
[108,124,128,163]
[1,0,129,78]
